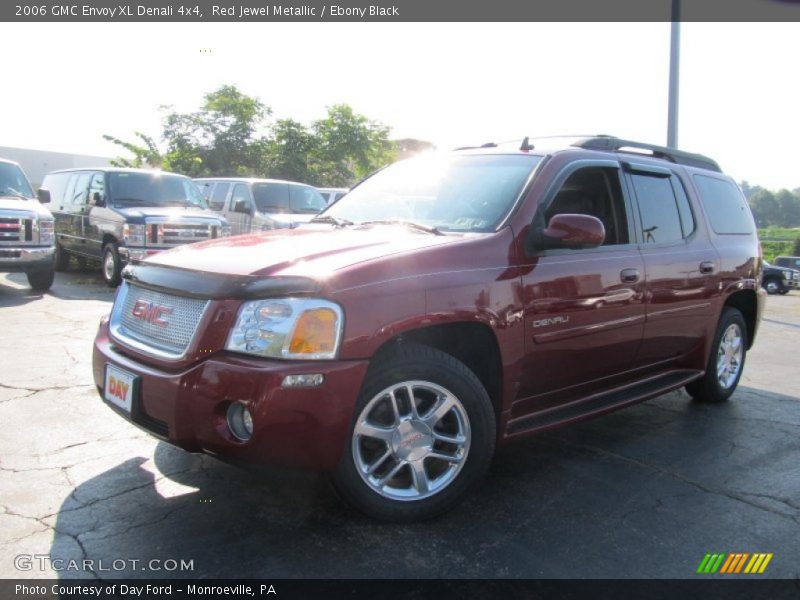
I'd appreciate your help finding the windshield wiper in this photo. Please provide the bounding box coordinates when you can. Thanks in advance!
[358,220,443,236]
[310,215,354,227]
[0,188,29,200]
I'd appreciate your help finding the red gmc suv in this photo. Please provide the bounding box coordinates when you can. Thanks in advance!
[93,136,765,521]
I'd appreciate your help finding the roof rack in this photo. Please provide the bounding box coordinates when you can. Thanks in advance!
[572,136,721,172]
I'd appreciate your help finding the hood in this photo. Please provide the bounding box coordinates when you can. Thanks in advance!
[144,224,463,280]
[113,205,221,221]
[0,197,54,218]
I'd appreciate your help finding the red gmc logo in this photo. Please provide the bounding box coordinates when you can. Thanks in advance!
[131,299,172,327]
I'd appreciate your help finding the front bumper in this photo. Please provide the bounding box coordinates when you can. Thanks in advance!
[0,246,55,272]
[93,319,369,471]
[118,247,164,263]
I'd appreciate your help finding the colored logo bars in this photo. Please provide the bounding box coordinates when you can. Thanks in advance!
[696,552,773,574]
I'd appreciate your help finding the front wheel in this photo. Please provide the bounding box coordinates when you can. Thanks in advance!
[102,243,122,287]
[686,307,747,403]
[332,343,496,522]
[763,278,783,294]
[26,268,54,291]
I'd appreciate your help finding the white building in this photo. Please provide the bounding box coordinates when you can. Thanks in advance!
[0,146,112,188]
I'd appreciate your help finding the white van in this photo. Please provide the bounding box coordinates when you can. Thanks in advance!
[195,178,326,235]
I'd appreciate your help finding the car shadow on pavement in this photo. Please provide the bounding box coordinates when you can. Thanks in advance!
[48,386,800,579]
[1,266,114,306]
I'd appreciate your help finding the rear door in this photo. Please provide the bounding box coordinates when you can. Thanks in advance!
[624,163,719,366]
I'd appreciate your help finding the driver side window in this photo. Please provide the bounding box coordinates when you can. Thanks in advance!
[545,167,630,246]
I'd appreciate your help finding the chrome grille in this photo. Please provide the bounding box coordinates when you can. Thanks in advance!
[110,282,210,358]
[0,216,31,245]
[147,218,218,247]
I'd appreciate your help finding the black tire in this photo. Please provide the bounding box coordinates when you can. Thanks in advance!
[763,277,783,295]
[778,288,789,295]
[101,243,122,287]
[332,343,496,522]
[26,268,54,291]
[53,240,70,272]
[686,307,747,403]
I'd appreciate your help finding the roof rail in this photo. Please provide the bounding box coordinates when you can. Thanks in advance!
[572,136,721,172]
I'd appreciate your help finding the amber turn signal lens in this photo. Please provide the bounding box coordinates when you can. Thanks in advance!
[288,308,338,355]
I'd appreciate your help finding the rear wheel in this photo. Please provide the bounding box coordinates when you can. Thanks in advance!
[26,268,54,291]
[102,243,122,287]
[686,307,747,403]
[332,343,496,522]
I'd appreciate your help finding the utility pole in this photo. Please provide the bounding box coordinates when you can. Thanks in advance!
[667,0,681,148]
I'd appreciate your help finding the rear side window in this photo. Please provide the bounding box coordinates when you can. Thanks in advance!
[631,174,688,244]
[693,175,755,234]
[209,182,229,211]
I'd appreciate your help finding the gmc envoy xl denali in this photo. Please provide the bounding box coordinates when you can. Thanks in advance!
[93,136,764,521]
[40,168,230,286]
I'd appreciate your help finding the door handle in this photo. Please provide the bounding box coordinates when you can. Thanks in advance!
[699,261,715,274]
[620,268,640,283]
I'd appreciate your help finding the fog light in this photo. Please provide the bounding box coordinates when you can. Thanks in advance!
[226,402,253,441]
[282,373,325,388]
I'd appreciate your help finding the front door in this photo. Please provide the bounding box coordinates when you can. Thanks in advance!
[517,162,646,413]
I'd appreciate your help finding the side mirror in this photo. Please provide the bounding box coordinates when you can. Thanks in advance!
[527,214,605,252]
[92,191,106,207]
[37,189,51,204]
[232,199,252,215]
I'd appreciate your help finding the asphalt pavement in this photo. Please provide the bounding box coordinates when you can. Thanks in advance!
[0,267,798,579]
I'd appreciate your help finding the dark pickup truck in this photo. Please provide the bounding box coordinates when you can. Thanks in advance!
[93,136,764,521]
[40,168,230,286]
[761,261,799,294]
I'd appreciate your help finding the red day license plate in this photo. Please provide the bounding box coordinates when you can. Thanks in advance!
[104,364,137,413]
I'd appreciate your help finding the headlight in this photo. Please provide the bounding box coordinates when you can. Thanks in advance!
[123,224,146,246]
[226,298,343,360]
[783,271,792,280]
[38,219,54,245]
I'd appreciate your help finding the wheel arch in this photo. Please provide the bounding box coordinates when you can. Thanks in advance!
[723,288,758,349]
[369,321,504,422]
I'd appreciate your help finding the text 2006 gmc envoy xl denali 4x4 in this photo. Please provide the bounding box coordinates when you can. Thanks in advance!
[93,136,765,521]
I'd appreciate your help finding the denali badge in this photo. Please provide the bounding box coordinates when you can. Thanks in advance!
[532,316,570,328]
[131,299,172,327]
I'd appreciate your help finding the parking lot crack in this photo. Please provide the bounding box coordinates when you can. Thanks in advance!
[558,439,800,526]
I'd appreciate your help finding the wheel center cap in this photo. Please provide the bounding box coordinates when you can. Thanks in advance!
[391,420,433,461]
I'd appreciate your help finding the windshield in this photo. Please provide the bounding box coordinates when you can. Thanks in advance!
[0,162,35,199]
[322,154,541,232]
[252,183,327,214]
[107,172,207,208]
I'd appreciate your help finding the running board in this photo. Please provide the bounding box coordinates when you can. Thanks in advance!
[506,369,702,436]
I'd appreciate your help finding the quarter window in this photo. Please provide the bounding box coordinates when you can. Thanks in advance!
[693,175,755,235]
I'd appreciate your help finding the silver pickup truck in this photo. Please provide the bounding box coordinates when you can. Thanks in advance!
[0,159,55,291]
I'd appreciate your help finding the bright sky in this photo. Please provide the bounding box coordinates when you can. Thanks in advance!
[2,22,798,189]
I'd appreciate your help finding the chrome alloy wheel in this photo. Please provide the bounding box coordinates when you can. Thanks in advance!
[352,380,471,501]
[103,250,116,281]
[716,323,744,389]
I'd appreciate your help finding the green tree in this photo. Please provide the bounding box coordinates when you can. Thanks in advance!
[775,189,800,228]
[161,85,272,177]
[310,104,397,186]
[749,190,779,227]
[265,119,315,182]
[102,132,164,168]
